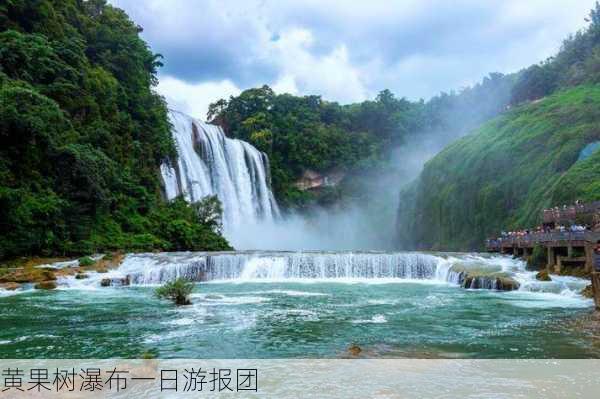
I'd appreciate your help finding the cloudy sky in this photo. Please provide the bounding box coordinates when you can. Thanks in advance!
[112,0,596,120]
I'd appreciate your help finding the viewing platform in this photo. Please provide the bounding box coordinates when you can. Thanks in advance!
[486,200,600,308]
[542,201,600,225]
[486,231,599,273]
[486,231,600,252]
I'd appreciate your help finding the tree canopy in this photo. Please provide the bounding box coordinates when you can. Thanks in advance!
[209,73,515,208]
[0,0,230,259]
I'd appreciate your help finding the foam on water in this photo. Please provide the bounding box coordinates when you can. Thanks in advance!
[189,293,271,306]
[38,251,594,309]
[352,314,388,324]
[253,289,330,297]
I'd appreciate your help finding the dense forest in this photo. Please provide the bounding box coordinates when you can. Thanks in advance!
[397,4,600,251]
[208,73,515,209]
[0,0,230,259]
[3,0,599,258]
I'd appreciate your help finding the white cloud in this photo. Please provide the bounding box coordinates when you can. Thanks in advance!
[112,0,598,103]
[269,28,369,103]
[156,76,241,120]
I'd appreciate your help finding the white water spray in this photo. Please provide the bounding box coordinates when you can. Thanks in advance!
[161,111,279,245]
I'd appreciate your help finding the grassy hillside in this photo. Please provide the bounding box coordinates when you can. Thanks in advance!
[397,85,600,251]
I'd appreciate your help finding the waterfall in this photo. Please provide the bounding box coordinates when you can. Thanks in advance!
[160,110,280,239]
[55,252,591,300]
[100,252,443,284]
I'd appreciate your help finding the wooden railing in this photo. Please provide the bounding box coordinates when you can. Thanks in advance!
[542,201,600,224]
[486,231,600,250]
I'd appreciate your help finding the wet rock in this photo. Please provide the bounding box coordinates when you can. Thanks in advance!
[347,344,362,356]
[453,266,520,291]
[535,270,551,281]
[75,273,89,280]
[0,282,21,291]
[116,275,131,286]
[1,268,57,284]
[100,276,130,287]
[581,284,594,299]
[495,277,520,291]
[35,281,57,290]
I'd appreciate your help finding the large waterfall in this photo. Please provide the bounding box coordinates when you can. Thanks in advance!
[160,110,279,240]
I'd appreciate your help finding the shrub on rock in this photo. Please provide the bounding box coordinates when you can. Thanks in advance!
[155,278,194,305]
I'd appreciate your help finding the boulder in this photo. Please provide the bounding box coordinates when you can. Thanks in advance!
[35,281,57,290]
[100,278,111,287]
[452,266,520,291]
[0,282,21,291]
[75,273,89,280]
[347,344,362,356]
[495,277,520,291]
[535,270,551,281]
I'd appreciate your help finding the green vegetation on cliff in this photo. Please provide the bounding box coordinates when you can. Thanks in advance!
[397,4,600,251]
[0,0,230,259]
[397,85,600,250]
[209,74,514,209]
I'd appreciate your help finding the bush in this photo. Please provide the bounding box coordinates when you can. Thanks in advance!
[78,256,95,267]
[155,278,194,305]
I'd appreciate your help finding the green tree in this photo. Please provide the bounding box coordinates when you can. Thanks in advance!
[0,0,230,259]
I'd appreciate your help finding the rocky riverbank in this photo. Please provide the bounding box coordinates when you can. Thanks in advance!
[0,253,125,291]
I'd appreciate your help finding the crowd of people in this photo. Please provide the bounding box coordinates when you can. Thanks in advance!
[543,200,600,224]
[487,201,600,246]
[497,223,591,241]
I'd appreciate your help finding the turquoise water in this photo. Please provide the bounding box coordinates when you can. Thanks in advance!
[0,277,597,358]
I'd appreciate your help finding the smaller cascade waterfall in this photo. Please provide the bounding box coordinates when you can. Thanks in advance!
[161,110,279,238]
[89,252,445,285]
[52,251,592,303]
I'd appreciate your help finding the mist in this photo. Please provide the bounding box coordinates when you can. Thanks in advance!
[227,73,516,251]
[227,127,474,251]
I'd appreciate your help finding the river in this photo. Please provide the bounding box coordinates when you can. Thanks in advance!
[0,251,596,358]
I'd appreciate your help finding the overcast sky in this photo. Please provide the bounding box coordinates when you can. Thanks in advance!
[111,0,596,120]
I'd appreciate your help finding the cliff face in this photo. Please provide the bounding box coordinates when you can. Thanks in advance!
[396,85,600,251]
